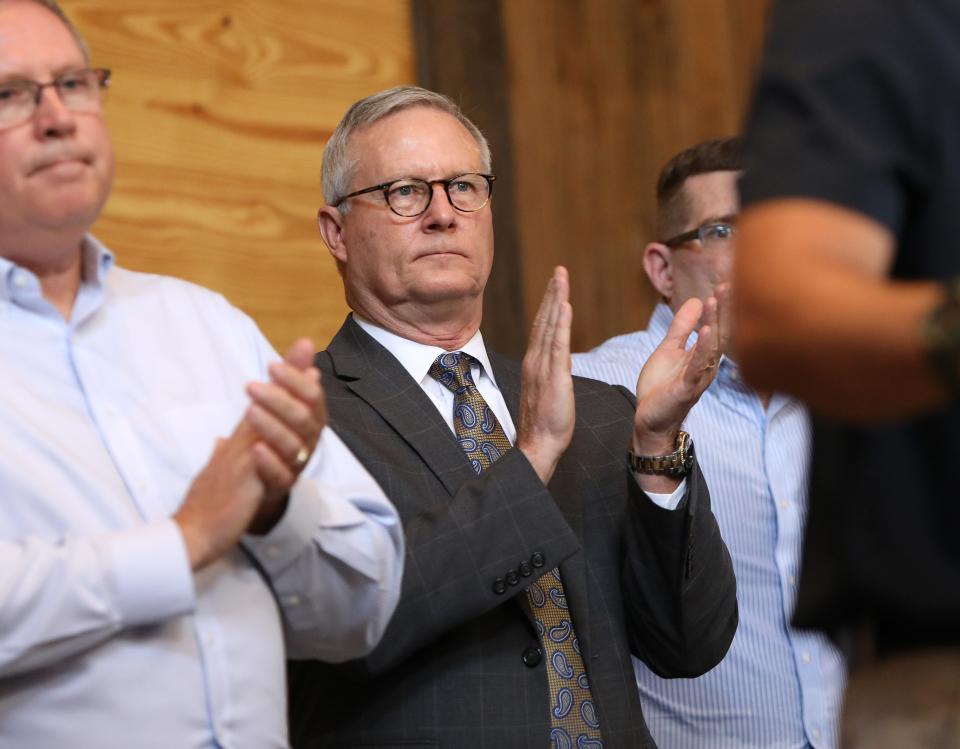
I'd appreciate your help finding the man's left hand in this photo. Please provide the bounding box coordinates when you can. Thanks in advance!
[516,266,575,485]
[632,283,731,463]
[243,337,328,534]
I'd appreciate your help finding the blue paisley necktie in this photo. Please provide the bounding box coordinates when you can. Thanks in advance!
[428,352,604,749]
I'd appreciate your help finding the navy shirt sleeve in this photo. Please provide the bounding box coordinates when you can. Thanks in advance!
[739,0,942,238]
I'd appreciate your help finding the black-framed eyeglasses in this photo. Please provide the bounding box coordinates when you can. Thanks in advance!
[663,221,737,249]
[0,68,111,129]
[333,173,496,217]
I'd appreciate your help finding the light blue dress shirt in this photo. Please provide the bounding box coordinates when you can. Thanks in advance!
[0,237,404,749]
[573,303,845,749]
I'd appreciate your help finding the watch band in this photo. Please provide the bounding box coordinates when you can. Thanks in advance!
[921,278,960,398]
[627,430,694,477]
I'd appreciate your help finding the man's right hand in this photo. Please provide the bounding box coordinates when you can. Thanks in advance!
[516,266,575,484]
[174,338,327,571]
[174,425,267,572]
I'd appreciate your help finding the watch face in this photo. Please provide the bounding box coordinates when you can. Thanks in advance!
[627,432,694,477]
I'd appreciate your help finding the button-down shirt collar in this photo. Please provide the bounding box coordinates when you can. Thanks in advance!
[352,313,516,441]
[0,235,114,325]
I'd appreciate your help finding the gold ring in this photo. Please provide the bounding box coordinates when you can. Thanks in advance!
[293,446,309,469]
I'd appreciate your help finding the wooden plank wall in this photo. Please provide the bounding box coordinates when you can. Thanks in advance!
[418,0,770,356]
[412,0,527,358]
[506,0,771,352]
[62,0,769,356]
[61,0,414,351]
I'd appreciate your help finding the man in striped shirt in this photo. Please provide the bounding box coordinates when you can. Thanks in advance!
[572,138,845,749]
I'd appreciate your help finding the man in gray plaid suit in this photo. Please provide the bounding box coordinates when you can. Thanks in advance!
[288,86,738,749]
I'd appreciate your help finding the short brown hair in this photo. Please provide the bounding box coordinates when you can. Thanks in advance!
[655,136,743,240]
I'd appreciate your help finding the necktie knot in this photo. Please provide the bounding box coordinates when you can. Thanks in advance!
[428,351,476,394]
[427,351,510,474]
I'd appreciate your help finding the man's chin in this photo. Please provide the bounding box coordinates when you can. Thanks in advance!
[27,208,101,237]
[26,190,108,233]
[410,277,484,305]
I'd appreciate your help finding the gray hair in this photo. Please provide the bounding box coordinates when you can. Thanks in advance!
[322,86,492,211]
[11,0,91,61]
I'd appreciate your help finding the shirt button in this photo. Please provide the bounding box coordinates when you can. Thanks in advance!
[203,633,215,647]
[802,651,811,663]
[285,595,300,606]
[531,552,545,568]
[522,646,542,667]
[779,500,790,510]
[492,577,506,595]
[788,575,797,586]
[518,561,532,577]
[266,546,279,559]
[12,271,28,288]
[812,728,821,740]
[506,569,519,586]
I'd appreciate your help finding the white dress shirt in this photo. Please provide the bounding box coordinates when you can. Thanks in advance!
[0,238,404,749]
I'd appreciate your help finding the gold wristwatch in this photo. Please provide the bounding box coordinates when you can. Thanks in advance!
[627,430,694,477]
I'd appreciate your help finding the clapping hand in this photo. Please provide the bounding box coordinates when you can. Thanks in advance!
[517,266,575,485]
[631,283,731,491]
[175,338,327,570]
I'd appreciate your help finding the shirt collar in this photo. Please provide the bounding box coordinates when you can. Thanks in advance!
[352,314,500,388]
[648,300,744,382]
[0,235,113,312]
[80,234,115,286]
[646,302,675,340]
[0,235,113,296]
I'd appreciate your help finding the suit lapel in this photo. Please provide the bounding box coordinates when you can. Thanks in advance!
[324,318,478,496]
[488,350,522,423]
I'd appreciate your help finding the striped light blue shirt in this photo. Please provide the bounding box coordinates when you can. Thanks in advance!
[572,303,845,749]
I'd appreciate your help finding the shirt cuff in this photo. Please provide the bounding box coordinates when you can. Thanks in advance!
[242,426,391,580]
[642,478,687,511]
[106,519,195,627]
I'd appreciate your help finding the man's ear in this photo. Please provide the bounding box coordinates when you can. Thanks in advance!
[643,241,674,301]
[318,206,348,264]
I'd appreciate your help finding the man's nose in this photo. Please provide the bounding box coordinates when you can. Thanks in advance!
[32,86,77,138]
[422,182,457,229]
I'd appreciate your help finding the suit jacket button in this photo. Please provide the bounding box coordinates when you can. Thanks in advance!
[522,646,542,667]
[531,552,545,568]
[506,569,519,586]
[492,577,507,594]
[518,561,532,577]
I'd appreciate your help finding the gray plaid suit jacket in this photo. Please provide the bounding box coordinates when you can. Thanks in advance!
[288,317,737,749]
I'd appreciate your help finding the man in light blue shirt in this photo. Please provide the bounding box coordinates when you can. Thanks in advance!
[0,2,403,747]
[573,138,845,749]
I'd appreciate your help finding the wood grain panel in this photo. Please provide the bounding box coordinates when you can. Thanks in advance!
[502,0,771,352]
[61,0,414,351]
[412,0,526,358]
